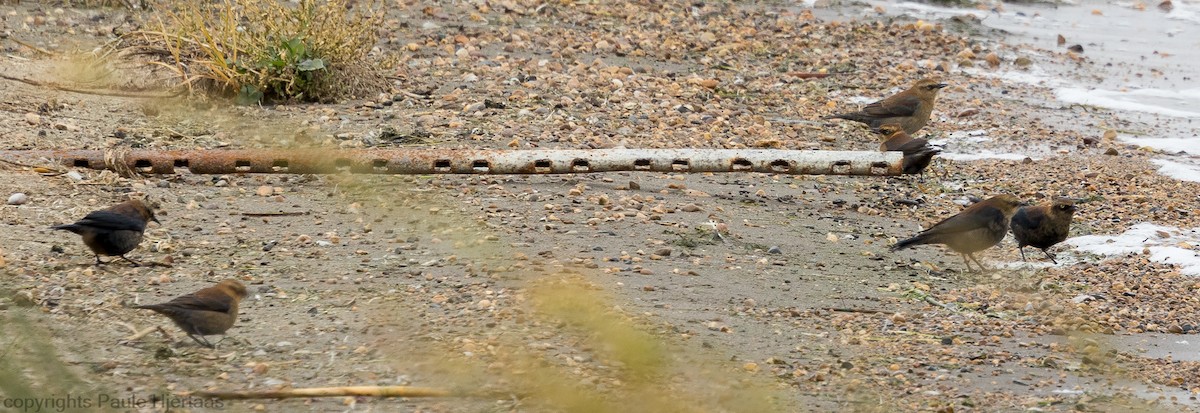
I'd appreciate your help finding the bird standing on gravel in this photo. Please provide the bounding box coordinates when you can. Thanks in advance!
[51,199,159,266]
[1010,198,1078,264]
[891,194,1025,272]
[134,279,248,348]
[876,124,941,174]
[826,77,949,134]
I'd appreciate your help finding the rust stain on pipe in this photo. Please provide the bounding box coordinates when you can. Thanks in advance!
[1,149,905,176]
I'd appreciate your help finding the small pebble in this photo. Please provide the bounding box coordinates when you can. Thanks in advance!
[7,193,28,205]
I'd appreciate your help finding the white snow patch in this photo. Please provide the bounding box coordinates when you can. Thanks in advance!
[969,68,1066,88]
[889,1,991,18]
[940,129,991,143]
[1055,88,1200,118]
[1150,159,1200,182]
[1052,389,1085,395]
[1167,0,1200,24]
[1119,135,1200,153]
[1066,223,1200,275]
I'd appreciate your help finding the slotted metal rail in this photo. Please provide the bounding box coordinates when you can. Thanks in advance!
[1,149,904,176]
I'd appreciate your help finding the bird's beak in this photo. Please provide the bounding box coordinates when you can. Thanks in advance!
[934,83,949,89]
[152,217,161,224]
[1065,205,1078,212]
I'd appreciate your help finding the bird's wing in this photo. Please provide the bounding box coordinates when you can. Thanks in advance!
[75,210,147,232]
[897,138,931,153]
[1011,207,1045,229]
[922,206,1003,236]
[163,291,235,313]
[863,94,922,118]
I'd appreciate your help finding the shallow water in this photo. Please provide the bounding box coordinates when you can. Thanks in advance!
[1107,333,1200,361]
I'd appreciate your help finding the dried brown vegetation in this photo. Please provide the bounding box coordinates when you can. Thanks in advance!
[118,0,386,103]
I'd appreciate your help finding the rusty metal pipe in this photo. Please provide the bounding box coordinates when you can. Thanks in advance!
[1,149,904,176]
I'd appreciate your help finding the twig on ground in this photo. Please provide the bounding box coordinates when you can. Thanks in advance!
[111,320,141,335]
[6,37,56,56]
[124,326,159,342]
[0,158,63,174]
[825,307,895,315]
[241,211,309,217]
[923,295,971,315]
[0,74,182,99]
[184,386,458,400]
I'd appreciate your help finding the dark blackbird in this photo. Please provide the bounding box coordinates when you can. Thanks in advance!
[876,124,941,174]
[134,279,248,348]
[52,199,159,266]
[1011,198,1078,264]
[891,194,1025,272]
[827,77,949,134]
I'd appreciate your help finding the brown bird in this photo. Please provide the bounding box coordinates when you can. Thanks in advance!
[891,194,1025,272]
[51,199,159,266]
[827,77,949,134]
[876,124,941,174]
[1010,198,1078,264]
[134,279,248,348]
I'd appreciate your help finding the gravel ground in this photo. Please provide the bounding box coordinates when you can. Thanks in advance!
[2,1,1199,412]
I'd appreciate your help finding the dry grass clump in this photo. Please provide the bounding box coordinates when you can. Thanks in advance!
[124,0,385,104]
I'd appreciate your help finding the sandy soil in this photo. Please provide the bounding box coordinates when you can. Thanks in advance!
[2,1,1199,412]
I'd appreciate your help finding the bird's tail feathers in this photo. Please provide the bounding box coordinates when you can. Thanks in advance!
[50,224,80,233]
[133,304,168,313]
[890,235,923,251]
[915,145,943,155]
[825,113,858,121]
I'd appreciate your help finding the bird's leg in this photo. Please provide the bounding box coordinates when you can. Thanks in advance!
[968,254,991,272]
[188,334,214,348]
[119,255,143,267]
[960,254,975,273]
[94,255,108,265]
[1018,246,1028,262]
[1042,249,1058,265]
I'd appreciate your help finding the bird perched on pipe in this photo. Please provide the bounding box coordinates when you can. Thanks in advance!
[876,124,941,174]
[1010,198,1078,264]
[51,199,159,266]
[891,194,1025,272]
[826,77,949,135]
[133,279,248,348]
